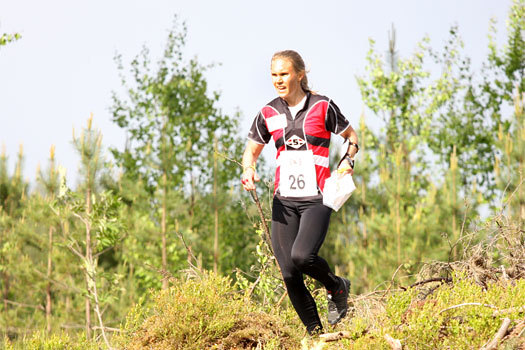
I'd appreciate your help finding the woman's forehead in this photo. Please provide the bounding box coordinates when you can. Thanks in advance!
[271,58,293,71]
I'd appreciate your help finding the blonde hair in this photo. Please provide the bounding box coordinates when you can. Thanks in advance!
[272,50,310,93]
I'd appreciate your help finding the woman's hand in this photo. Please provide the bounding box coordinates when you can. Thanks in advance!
[241,166,260,191]
[241,140,264,191]
[337,159,354,176]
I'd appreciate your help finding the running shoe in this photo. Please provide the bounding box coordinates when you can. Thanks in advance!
[327,277,350,325]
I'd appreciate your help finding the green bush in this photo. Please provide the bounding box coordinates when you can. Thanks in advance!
[116,270,300,349]
[342,271,525,349]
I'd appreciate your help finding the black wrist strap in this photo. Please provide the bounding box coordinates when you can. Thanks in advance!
[347,141,359,153]
[338,153,355,169]
[343,139,359,156]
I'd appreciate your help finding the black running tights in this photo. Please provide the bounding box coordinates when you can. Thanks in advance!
[271,196,340,332]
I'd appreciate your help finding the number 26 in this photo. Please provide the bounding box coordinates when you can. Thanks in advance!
[289,174,305,189]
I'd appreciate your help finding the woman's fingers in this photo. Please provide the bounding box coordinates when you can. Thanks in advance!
[241,171,258,190]
[337,160,354,176]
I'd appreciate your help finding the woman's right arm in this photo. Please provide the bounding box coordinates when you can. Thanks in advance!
[241,140,265,191]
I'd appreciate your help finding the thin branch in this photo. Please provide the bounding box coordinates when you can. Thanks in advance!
[66,243,85,261]
[91,273,113,350]
[92,326,122,333]
[480,317,511,350]
[501,177,524,210]
[2,299,44,311]
[214,150,242,168]
[249,189,273,255]
[439,303,497,315]
[384,334,402,350]
[247,261,268,298]
[33,269,84,293]
[381,264,404,299]
[93,245,116,259]
[71,211,88,226]
[492,305,525,317]
[175,230,200,271]
[319,331,352,342]
[410,277,452,288]
[60,323,85,329]
[275,290,288,309]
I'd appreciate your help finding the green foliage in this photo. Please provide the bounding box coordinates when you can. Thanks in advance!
[377,274,525,349]
[0,33,21,47]
[110,17,241,193]
[109,16,249,288]
[235,234,284,308]
[3,331,97,350]
[328,0,524,293]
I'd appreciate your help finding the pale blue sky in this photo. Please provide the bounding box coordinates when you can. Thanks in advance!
[0,0,509,186]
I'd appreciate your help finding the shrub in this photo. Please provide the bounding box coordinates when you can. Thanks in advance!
[117,270,300,349]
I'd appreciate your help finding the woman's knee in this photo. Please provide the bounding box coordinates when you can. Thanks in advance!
[291,250,315,271]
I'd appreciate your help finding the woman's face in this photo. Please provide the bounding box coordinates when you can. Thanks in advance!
[271,58,304,102]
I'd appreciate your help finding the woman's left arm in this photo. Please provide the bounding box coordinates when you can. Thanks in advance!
[338,125,359,174]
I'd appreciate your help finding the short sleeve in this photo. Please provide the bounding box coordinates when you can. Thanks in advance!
[247,111,271,144]
[325,100,350,135]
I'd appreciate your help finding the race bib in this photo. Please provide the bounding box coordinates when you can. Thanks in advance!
[279,150,318,197]
[266,114,287,132]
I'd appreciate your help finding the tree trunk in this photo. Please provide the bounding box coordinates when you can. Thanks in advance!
[2,271,8,337]
[451,146,458,260]
[396,150,401,265]
[85,187,92,339]
[161,172,168,290]
[213,137,219,274]
[46,226,53,334]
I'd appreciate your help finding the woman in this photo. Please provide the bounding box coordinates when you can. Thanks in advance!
[241,50,359,335]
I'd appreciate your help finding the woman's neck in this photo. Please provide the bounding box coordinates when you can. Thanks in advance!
[284,90,307,107]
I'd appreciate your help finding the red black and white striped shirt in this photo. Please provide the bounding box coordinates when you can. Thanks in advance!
[248,92,350,196]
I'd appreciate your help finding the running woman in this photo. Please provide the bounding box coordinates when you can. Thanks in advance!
[241,50,359,335]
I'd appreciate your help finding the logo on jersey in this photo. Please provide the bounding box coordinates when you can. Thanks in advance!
[285,135,306,149]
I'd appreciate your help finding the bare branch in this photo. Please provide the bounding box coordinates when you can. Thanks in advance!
[94,245,116,258]
[175,230,200,271]
[92,326,122,333]
[410,277,452,288]
[384,334,402,350]
[3,299,44,311]
[492,305,525,317]
[33,269,83,293]
[439,303,497,315]
[381,263,404,299]
[66,243,85,260]
[480,317,511,350]
[319,331,352,342]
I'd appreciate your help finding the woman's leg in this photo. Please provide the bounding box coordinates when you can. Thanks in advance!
[291,199,351,325]
[271,197,322,333]
[290,199,340,291]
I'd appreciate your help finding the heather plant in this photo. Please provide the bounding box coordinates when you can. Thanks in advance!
[116,270,300,350]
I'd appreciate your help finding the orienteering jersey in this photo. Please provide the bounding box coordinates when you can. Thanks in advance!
[248,92,350,196]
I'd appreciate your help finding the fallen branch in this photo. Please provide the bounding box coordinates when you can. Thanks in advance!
[439,303,497,315]
[384,334,402,350]
[492,305,525,317]
[410,277,452,288]
[480,317,511,350]
[319,331,352,342]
